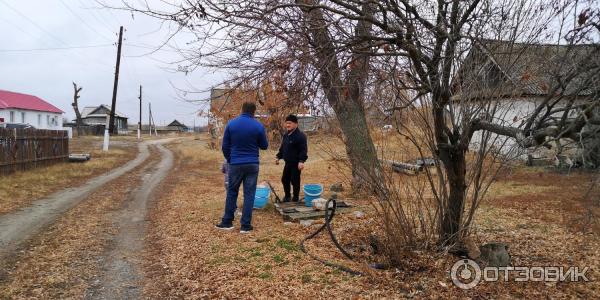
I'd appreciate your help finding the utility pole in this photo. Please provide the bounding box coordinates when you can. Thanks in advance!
[148,102,152,136]
[108,26,124,134]
[138,85,142,140]
[103,114,110,151]
[153,114,158,136]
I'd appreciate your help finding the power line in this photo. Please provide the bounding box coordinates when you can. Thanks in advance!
[76,0,120,36]
[0,0,105,67]
[0,14,38,38]
[58,0,113,41]
[0,9,113,71]
[0,44,115,53]
[0,0,72,47]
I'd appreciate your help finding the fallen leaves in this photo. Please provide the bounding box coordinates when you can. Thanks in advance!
[150,137,599,298]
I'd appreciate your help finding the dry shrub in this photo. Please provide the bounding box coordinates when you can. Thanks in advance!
[347,100,517,264]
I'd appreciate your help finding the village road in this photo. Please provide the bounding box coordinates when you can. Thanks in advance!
[85,141,174,299]
[0,139,174,260]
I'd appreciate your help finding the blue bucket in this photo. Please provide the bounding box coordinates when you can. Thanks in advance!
[303,184,323,207]
[254,186,270,209]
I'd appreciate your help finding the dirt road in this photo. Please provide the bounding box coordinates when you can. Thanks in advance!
[0,139,178,299]
[0,139,172,258]
[85,142,174,299]
[0,142,151,258]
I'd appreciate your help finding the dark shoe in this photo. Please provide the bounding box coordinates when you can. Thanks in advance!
[215,222,234,230]
[240,225,254,234]
[292,197,300,202]
[282,196,291,203]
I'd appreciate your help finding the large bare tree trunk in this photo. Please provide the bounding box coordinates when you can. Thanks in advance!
[432,88,468,247]
[439,146,467,246]
[298,0,383,191]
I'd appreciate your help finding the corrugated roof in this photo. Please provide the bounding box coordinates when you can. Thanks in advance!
[0,89,64,113]
[483,40,598,96]
[81,105,127,118]
[454,40,600,99]
[168,119,187,127]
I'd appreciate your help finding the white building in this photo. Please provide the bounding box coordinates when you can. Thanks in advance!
[0,89,63,129]
[452,40,598,161]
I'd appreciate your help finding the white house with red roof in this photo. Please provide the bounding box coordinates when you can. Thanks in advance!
[0,89,64,129]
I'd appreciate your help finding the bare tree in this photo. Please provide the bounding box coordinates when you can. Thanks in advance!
[114,0,387,190]
[72,82,83,129]
[296,0,384,189]
[298,0,599,248]
[116,0,599,250]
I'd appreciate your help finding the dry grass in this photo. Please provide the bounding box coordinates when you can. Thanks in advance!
[142,137,404,299]
[143,133,600,299]
[0,148,158,299]
[0,132,597,298]
[487,180,557,198]
[0,136,137,215]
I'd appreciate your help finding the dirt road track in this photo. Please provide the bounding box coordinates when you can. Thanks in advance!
[85,142,174,299]
[0,139,173,259]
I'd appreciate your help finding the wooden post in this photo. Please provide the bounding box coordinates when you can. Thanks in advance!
[138,85,142,140]
[148,102,152,136]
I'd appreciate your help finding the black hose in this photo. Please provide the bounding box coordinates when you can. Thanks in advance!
[299,195,363,276]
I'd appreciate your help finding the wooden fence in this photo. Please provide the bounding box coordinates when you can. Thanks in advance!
[0,128,69,175]
[72,125,105,136]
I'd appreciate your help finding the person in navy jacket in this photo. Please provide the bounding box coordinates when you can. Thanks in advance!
[276,115,308,202]
[216,102,269,233]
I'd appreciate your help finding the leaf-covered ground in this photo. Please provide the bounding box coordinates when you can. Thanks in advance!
[1,134,596,298]
[142,137,599,298]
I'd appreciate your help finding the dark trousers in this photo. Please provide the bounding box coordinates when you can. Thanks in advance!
[222,163,259,227]
[282,162,301,202]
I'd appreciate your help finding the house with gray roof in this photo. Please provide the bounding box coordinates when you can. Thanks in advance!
[80,105,129,134]
[452,39,599,158]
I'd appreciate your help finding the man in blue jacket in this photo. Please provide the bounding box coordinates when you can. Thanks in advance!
[216,102,269,233]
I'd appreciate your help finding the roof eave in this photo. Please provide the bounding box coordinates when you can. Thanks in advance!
[0,106,63,114]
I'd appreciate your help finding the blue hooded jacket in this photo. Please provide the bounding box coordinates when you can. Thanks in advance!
[222,113,269,165]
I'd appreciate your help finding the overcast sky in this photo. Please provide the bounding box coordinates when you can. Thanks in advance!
[0,0,224,127]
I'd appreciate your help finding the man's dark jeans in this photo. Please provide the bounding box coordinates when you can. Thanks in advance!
[221,163,259,227]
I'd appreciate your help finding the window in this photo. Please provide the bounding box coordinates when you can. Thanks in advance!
[47,115,50,126]
[38,114,41,126]
[10,111,15,122]
[21,112,25,123]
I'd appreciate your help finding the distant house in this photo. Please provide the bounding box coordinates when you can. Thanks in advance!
[454,40,597,119]
[0,89,64,129]
[364,102,388,127]
[295,114,329,132]
[167,120,189,132]
[128,124,188,135]
[452,40,599,153]
[80,105,129,134]
[209,88,233,130]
